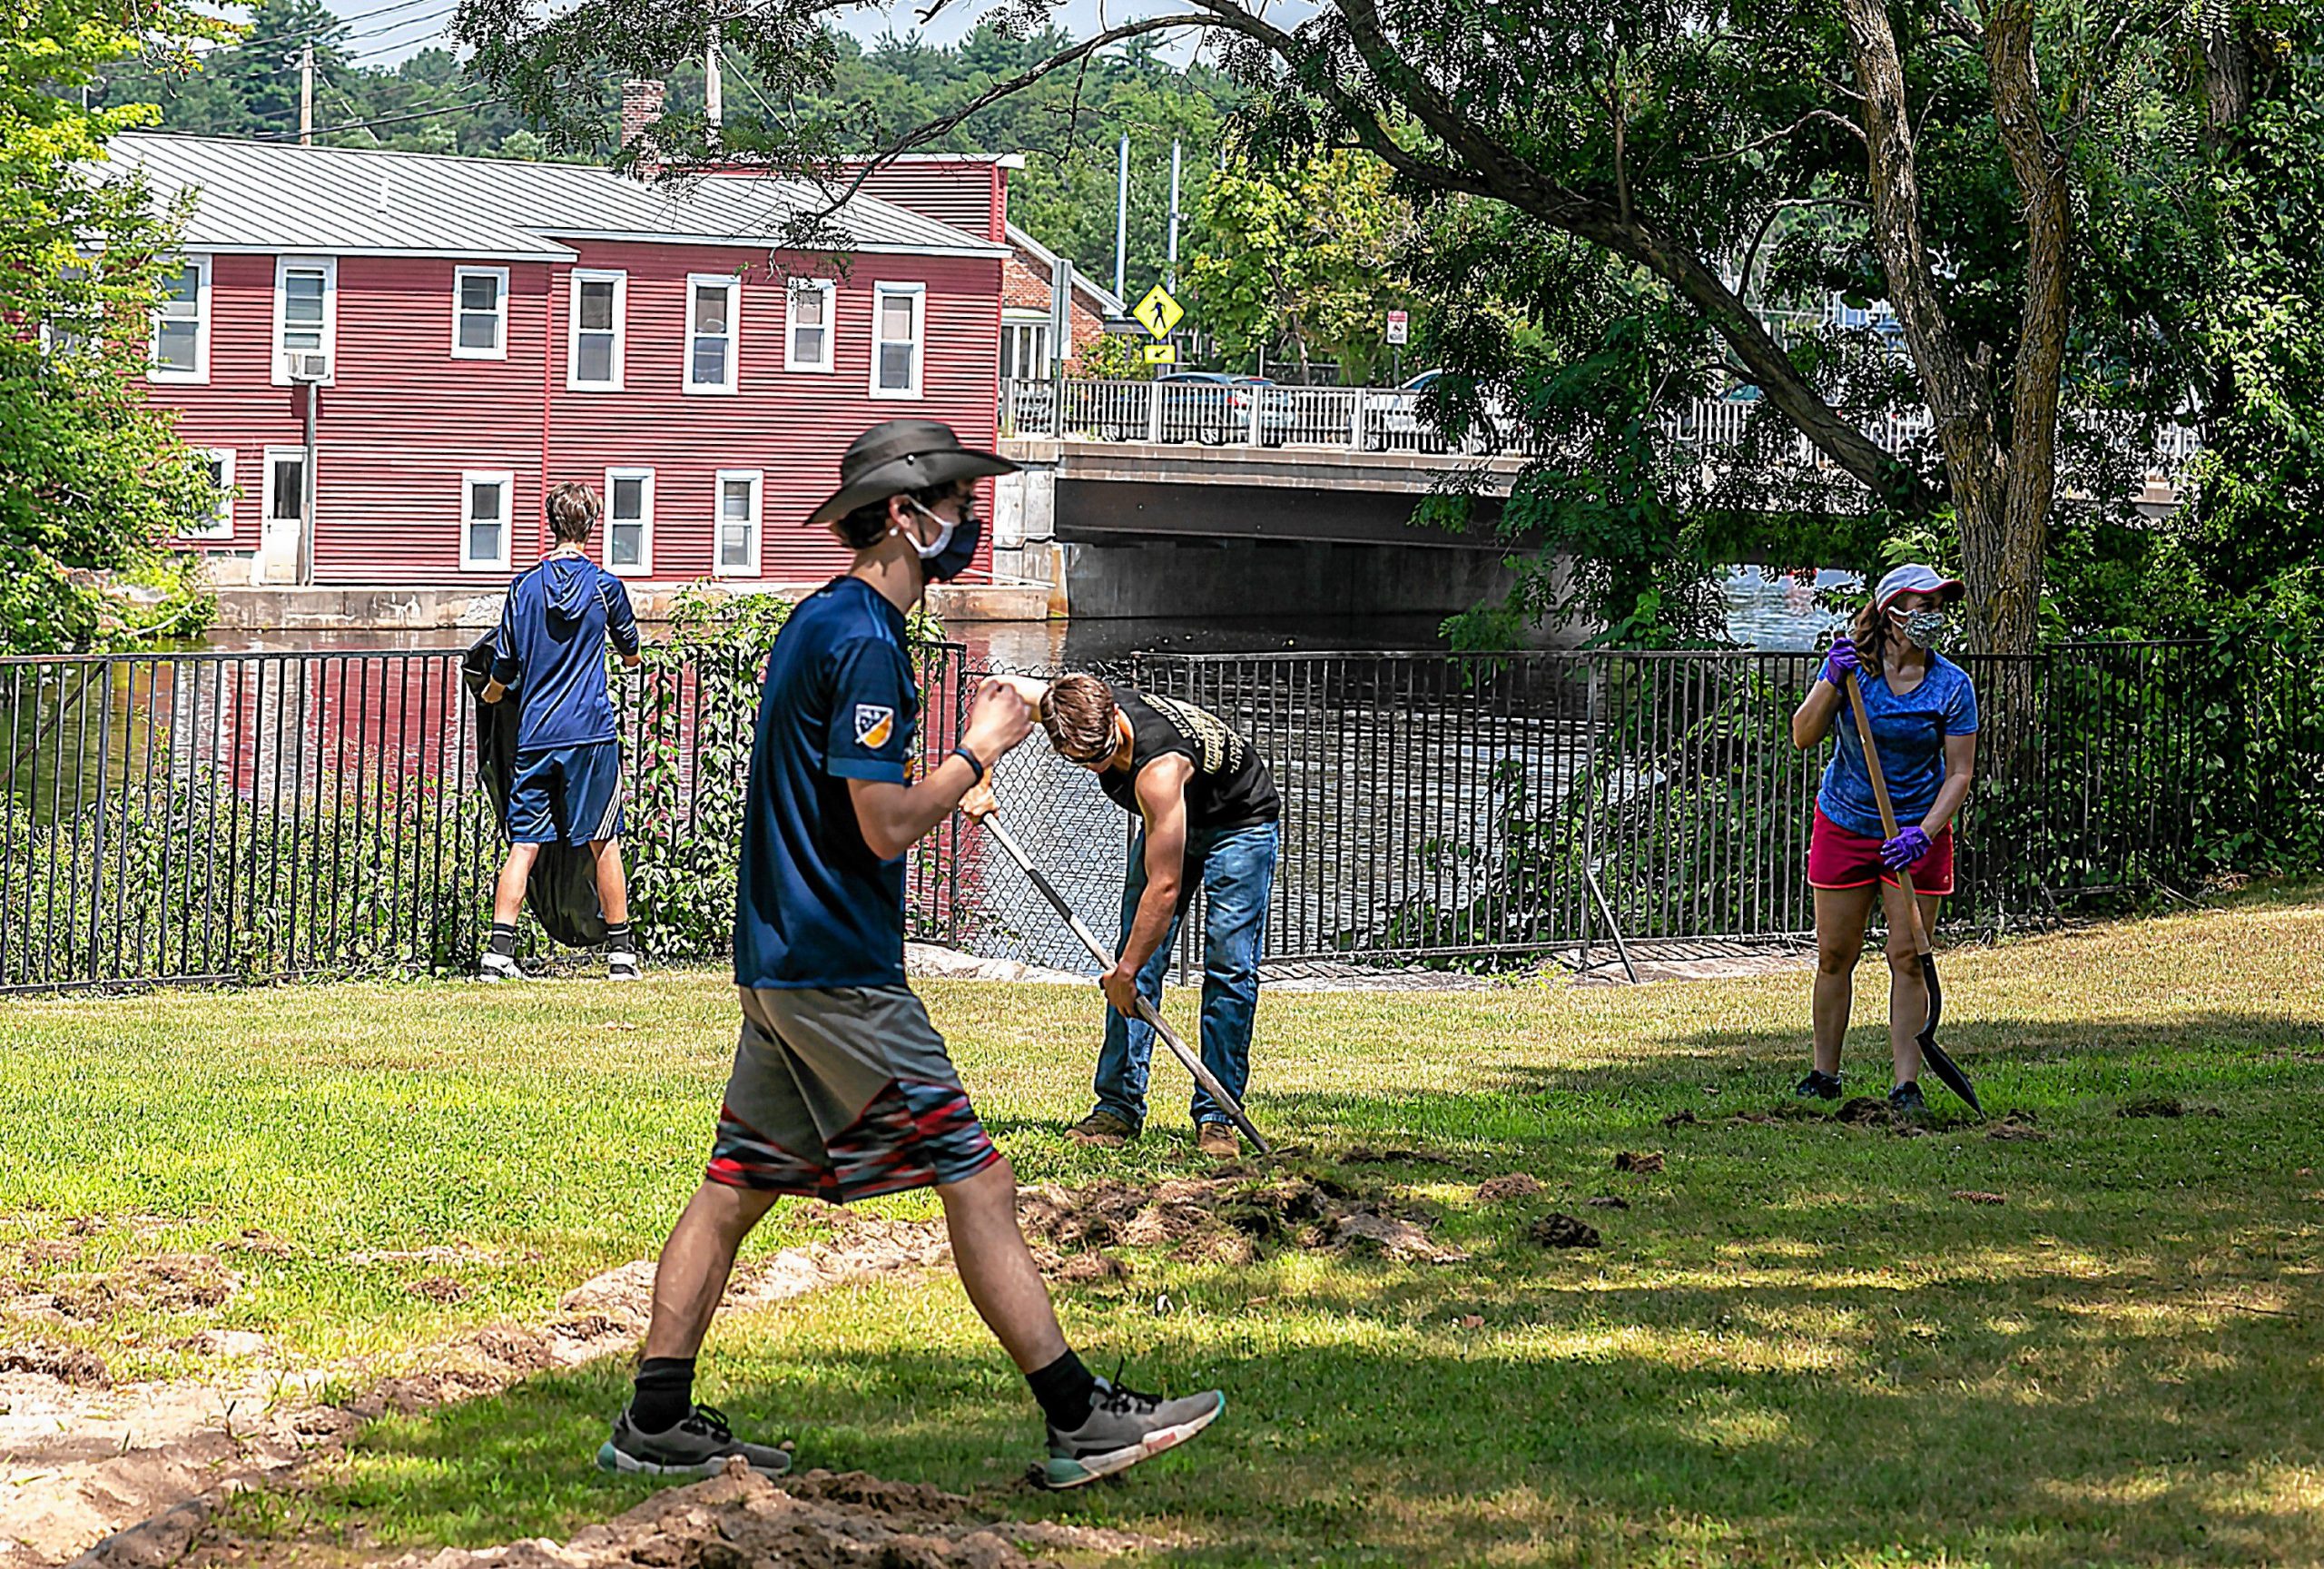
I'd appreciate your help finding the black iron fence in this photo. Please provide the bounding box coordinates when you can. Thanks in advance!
[4,637,2312,993]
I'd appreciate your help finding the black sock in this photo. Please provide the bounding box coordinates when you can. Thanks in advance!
[1027,1349,1099,1430]
[487,922,517,958]
[606,922,635,955]
[630,1356,696,1433]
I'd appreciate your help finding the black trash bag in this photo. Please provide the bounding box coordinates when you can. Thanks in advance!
[461,635,607,950]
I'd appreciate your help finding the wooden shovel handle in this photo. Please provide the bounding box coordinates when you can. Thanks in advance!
[1843,671,1933,958]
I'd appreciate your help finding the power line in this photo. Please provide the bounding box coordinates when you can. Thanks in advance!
[248,92,507,139]
[328,0,448,30]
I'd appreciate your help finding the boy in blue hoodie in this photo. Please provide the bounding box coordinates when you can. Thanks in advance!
[478,480,645,979]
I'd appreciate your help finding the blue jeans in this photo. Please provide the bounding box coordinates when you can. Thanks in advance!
[1093,822,1278,1130]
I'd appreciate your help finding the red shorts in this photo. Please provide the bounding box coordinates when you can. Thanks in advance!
[1807,809,1955,896]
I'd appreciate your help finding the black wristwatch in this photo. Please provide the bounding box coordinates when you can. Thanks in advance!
[950,745,988,785]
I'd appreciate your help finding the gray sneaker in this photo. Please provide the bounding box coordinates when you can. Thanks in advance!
[478,951,524,982]
[1038,1377,1224,1490]
[597,1403,793,1478]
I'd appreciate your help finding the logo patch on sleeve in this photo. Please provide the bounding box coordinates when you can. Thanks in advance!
[852,704,896,749]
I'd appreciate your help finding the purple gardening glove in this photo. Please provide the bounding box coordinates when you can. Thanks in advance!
[1819,636,1859,687]
[1881,826,1934,870]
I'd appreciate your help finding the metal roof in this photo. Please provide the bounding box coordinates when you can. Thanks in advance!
[107,134,1013,262]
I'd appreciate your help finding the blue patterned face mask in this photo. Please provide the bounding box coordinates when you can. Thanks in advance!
[1902,608,1950,646]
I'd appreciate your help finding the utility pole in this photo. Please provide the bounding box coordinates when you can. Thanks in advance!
[1113,133,1128,304]
[298,41,314,146]
[704,27,722,140]
[1165,138,1182,292]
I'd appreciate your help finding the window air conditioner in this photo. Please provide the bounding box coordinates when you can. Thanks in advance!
[285,350,332,382]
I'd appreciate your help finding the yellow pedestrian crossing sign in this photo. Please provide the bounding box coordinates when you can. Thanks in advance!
[1132,283,1184,340]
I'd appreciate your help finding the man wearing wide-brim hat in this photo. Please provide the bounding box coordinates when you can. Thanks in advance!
[600,419,1226,1490]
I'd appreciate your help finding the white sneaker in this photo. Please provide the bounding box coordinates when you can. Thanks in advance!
[608,951,642,982]
[478,951,525,982]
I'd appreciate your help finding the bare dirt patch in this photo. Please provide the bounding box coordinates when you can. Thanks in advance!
[43,1254,241,1324]
[1987,1111,2047,1142]
[1530,1214,1602,1249]
[0,1339,109,1386]
[1015,1171,1465,1268]
[1475,1174,1542,1205]
[1612,1151,1664,1174]
[1952,1190,2008,1206]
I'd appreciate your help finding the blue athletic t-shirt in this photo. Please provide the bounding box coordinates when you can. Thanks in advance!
[488,555,641,753]
[734,576,921,990]
[1817,653,1980,839]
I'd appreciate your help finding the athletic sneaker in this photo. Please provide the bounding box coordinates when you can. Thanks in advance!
[1888,1081,1928,1120]
[1196,1122,1239,1159]
[597,1403,793,1478]
[478,951,524,982]
[1039,1376,1224,1490]
[608,950,643,982]
[1067,1110,1138,1147]
[1794,1070,1843,1100]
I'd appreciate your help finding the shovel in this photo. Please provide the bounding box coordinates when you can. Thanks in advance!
[967,804,1275,1154]
[1843,672,1983,1116]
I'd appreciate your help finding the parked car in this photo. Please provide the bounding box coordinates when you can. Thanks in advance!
[1363,369,1505,453]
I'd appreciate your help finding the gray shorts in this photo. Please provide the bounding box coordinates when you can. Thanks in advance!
[705,986,1001,1203]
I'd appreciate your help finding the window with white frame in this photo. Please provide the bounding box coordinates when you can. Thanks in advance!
[603,467,653,576]
[152,257,211,381]
[870,281,924,398]
[452,267,508,359]
[182,449,236,540]
[461,471,514,572]
[1000,315,1049,382]
[785,279,834,372]
[263,449,306,529]
[685,274,740,393]
[714,470,762,577]
[272,256,336,384]
[568,269,626,390]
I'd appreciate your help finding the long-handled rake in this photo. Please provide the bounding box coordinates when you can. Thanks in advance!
[970,807,1275,1154]
[1844,673,1984,1116]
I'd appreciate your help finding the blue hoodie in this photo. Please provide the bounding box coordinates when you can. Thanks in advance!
[489,554,642,753]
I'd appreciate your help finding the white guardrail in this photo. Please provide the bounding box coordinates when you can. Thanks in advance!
[998,377,2203,490]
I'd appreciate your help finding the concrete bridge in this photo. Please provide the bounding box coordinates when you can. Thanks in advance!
[991,378,2201,621]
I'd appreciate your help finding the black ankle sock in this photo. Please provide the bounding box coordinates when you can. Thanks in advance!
[605,922,635,955]
[487,922,517,959]
[630,1356,696,1433]
[1027,1349,1099,1430]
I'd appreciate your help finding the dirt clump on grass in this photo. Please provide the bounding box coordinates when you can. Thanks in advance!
[1476,1174,1542,1204]
[2117,1096,2184,1119]
[1987,1111,2047,1142]
[408,1275,471,1305]
[1613,1151,1664,1174]
[1016,1171,1464,1268]
[0,1338,109,1386]
[45,1253,241,1324]
[368,1459,1156,1569]
[1530,1214,1601,1249]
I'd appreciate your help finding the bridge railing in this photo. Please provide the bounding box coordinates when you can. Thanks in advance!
[999,378,2200,486]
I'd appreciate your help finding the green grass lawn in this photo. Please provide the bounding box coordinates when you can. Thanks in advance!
[5,886,2323,1566]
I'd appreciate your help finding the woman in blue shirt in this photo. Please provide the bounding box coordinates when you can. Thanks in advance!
[1789,563,1980,1116]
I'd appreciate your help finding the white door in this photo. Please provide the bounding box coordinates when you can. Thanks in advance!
[257,449,305,585]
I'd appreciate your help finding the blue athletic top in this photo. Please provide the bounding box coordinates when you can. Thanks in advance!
[488,555,641,753]
[1817,653,1980,839]
[734,576,922,991]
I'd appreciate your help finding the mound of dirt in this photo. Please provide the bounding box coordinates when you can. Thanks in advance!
[1475,1174,1542,1204]
[0,1338,109,1387]
[1530,1214,1601,1249]
[1016,1171,1463,1268]
[1612,1151,1663,1174]
[379,1459,1153,1569]
[1986,1111,2047,1142]
[1661,1110,1701,1129]
[1585,1196,1630,1209]
[1333,1211,1471,1265]
[408,1276,470,1305]
[1951,1190,2007,1206]
[46,1254,241,1324]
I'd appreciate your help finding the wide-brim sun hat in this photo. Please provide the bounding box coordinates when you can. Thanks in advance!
[1875,562,1966,610]
[807,419,1019,527]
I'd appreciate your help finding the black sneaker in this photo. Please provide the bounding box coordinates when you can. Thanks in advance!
[1888,1081,1928,1120]
[597,1403,793,1478]
[1038,1376,1224,1490]
[1794,1070,1843,1100]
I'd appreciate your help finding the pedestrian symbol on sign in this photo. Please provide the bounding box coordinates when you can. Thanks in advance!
[1133,284,1184,340]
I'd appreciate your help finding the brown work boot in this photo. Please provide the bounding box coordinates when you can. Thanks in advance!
[1196,1122,1239,1160]
[1067,1110,1137,1147]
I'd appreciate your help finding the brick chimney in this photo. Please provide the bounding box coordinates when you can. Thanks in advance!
[619,78,665,168]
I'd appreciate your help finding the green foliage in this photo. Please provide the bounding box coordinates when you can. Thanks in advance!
[1,0,221,652]
[1187,149,1413,380]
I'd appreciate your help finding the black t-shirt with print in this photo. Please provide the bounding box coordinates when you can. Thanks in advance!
[1096,690,1279,831]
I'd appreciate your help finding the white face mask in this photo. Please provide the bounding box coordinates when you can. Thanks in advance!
[904,505,955,562]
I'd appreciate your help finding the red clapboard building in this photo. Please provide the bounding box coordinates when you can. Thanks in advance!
[113,132,1015,593]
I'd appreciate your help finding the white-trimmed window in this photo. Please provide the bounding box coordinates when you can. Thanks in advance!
[263,448,306,530]
[452,266,508,360]
[151,256,211,381]
[271,256,337,385]
[785,278,834,372]
[870,281,924,399]
[603,467,653,577]
[1000,314,1049,382]
[714,469,762,577]
[461,471,514,572]
[567,269,626,390]
[182,448,236,540]
[685,273,740,393]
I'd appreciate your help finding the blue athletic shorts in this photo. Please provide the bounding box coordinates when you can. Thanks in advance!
[507,740,625,845]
